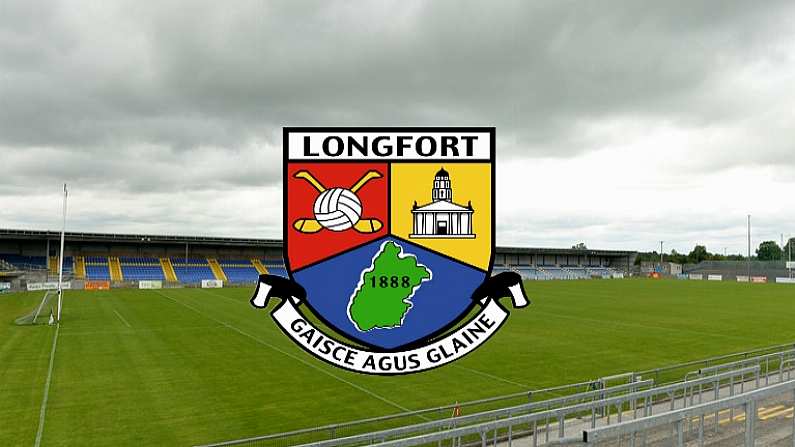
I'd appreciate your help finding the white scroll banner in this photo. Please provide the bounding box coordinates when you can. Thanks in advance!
[251,273,527,375]
[272,296,506,374]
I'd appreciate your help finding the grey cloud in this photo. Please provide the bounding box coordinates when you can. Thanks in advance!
[2,0,795,244]
[3,0,794,152]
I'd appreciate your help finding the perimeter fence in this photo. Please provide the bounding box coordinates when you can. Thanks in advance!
[196,343,795,447]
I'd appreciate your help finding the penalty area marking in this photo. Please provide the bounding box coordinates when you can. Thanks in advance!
[151,290,420,417]
[113,309,132,328]
[34,324,60,447]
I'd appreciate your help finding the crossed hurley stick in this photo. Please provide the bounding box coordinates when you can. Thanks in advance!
[293,170,384,234]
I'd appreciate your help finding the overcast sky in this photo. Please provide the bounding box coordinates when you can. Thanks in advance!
[1,0,793,254]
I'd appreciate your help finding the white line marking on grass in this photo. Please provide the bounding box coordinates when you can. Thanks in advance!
[59,325,224,336]
[451,364,532,389]
[197,288,249,305]
[34,324,60,447]
[113,309,132,328]
[152,290,419,417]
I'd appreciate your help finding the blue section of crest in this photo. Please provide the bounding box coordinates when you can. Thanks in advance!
[293,237,486,350]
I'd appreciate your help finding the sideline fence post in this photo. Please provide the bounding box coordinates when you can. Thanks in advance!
[675,419,684,447]
[745,401,756,447]
[791,390,795,447]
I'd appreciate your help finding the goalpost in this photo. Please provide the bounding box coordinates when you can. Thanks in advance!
[15,290,57,325]
[16,184,68,326]
[57,184,67,322]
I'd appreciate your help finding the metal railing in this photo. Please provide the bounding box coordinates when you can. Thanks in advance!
[196,343,795,447]
[196,377,648,447]
[277,380,655,447]
[636,342,795,385]
[582,379,795,446]
[210,367,761,447]
[328,371,783,447]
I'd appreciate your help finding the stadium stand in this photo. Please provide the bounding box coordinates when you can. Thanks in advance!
[587,267,616,278]
[250,258,268,274]
[0,254,48,270]
[511,265,620,280]
[47,255,73,274]
[0,229,635,287]
[685,260,789,281]
[160,258,178,281]
[119,257,166,281]
[564,267,590,279]
[218,259,260,283]
[73,256,86,279]
[513,266,547,280]
[262,259,288,277]
[0,258,14,270]
[108,256,123,281]
[491,264,511,275]
[171,258,216,283]
[206,258,228,281]
[542,266,570,280]
[84,256,111,280]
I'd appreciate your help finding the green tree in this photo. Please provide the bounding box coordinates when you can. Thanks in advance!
[688,245,710,264]
[756,241,783,261]
[669,250,688,264]
[571,242,587,250]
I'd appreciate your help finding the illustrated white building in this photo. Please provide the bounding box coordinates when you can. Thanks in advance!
[409,168,475,239]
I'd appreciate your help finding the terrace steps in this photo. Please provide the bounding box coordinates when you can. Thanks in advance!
[108,256,123,281]
[73,256,86,279]
[207,258,228,282]
[160,258,177,282]
[251,259,268,274]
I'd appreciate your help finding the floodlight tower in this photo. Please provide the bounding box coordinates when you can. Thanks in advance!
[660,241,664,265]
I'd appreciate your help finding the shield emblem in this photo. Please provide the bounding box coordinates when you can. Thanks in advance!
[283,128,495,351]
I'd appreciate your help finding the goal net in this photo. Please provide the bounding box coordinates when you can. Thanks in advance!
[15,291,57,325]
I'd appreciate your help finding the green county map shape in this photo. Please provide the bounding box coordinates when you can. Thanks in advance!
[348,241,432,332]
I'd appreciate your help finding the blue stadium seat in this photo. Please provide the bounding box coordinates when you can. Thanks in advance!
[85,264,111,280]
[0,254,48,269]
[266,267,288,277]
[171,258,215,283]
[119,257,164,280]
[218,259,260,283]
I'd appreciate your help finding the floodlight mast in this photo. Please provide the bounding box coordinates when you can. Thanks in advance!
[57,184,67,322]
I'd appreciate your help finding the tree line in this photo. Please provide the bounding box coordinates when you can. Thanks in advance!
[634,238,795,265]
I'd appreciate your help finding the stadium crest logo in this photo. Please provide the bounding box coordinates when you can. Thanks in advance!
[251,127,529,375]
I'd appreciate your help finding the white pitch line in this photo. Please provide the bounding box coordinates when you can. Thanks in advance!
[34,324,60,447]
[152,290,419,416]
[452,364,532,389]
[197,288,250,306]
[113,309,132,328]
[59,325,224,336]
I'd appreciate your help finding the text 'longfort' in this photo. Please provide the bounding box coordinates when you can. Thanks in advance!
[287,130,493,161]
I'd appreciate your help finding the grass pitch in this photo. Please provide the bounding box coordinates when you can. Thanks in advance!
[2,279,795,446]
